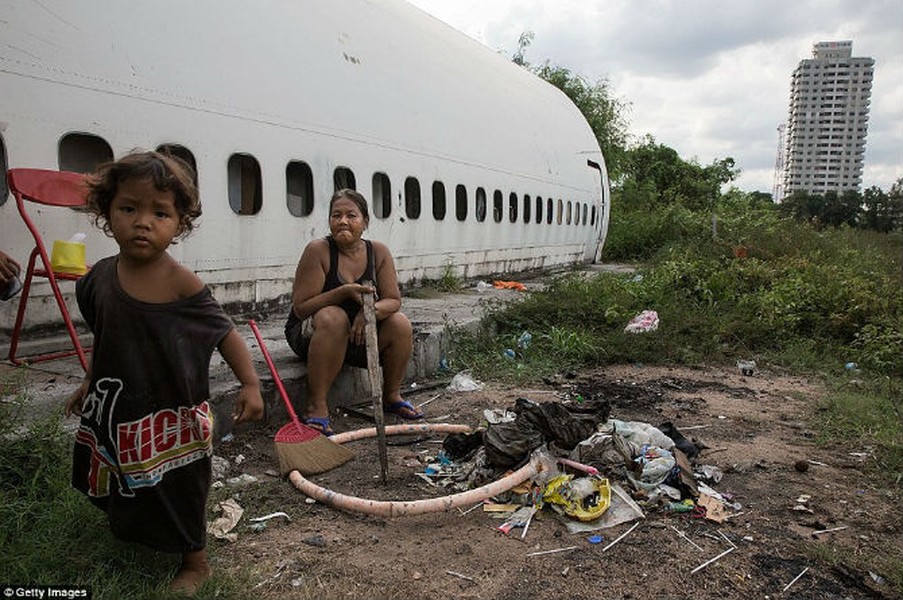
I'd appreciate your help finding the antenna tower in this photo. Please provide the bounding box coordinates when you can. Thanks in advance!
[772,124,786,202]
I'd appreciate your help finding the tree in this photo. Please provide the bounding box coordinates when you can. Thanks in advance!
[512,32,631,180]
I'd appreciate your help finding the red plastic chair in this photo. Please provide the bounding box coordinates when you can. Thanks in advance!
[7,168,91,371]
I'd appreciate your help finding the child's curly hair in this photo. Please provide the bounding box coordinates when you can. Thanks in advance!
[86,150,201,238]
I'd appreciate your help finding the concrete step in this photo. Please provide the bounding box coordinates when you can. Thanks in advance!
[0,284,528,439]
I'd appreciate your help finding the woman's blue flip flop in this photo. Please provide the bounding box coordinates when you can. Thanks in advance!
[384,400,425,420]
[303,416,335,436]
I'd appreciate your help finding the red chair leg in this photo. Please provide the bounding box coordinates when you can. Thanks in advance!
[7,247,89,372]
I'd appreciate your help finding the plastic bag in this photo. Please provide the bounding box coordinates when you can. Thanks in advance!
[624,310,659,333]
[51,233,87,275]
[543,474,612,522]
[446,370,484,392]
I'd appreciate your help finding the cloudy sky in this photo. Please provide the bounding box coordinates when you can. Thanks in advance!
[407,0,902,194]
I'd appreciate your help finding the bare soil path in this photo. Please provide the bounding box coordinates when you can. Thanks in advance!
[210,364,901,600]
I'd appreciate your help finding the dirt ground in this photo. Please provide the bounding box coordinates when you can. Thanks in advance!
[210,364,902,600]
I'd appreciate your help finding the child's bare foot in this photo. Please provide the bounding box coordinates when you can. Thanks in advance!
[169,549,212,596]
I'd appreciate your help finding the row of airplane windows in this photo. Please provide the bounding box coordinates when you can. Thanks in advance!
[1,133,598,229]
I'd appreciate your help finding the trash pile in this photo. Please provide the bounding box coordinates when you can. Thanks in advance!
[423,395,740,537]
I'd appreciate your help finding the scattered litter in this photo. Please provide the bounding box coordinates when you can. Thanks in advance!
[624,310,659,333]
[226,473,259,487]
[526,545,580,557]
[671,525,703,551]
[782,566,810,593]
[447,370,484,392]
[543,475,611,522]
[869,571,886,586]
[234,453,245,465]
[220,432,234,443]
[250,512,291,523]
[602,521,639,552]
[475,280,492,293]
[483,408,517,424]
[812,525,847,536]
[498,506,536,535]
[737,359,756,376]
[211,455,230,480]
[690,547,735,574]
[207,498,244,542]
[587,535,603,544]
[417,393,442,409]
[492,280,527,291]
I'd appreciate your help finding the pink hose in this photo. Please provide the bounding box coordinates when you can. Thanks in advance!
[288,423,546,517]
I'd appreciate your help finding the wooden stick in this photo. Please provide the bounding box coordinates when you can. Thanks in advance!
[679,424,713,431]
[362,286,388,484]
[671,525,703,551]
[602,522,639,552]
[812,525,847,536]
[690,547,735,574]
[458,501,485,516]
[782,566,809,593]
[417,393,442,409]
[446,571,476,583]
[526,545,580,557]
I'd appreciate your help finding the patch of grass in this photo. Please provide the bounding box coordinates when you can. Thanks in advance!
[815,375,903,477]
[0,373,258,599]
[807,542,903,598]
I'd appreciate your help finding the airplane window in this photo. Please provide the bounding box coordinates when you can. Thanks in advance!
[455,185,467,221]
[432,181,446,220]
[58,132,113,174]
[547,198,554,224]
[405,177,421,219]
[591,205,597,227]
[227,153,262,215]
[535,196,543,224]
[0,135,7,205]
[508,192,518,223]
[582,203,588,226]
[566,201,572,225]
[523,194,531,224]
[475,187,487,222]
[557,199,563,225]
[286,161,314,217]
[493,190,503,223]
[157,144,198,188]
[372,172,392,219]
[334,167,356,191]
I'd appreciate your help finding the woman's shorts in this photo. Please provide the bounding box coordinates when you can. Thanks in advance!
[285,316,369,368]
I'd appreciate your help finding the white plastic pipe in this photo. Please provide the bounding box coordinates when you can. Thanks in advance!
[288,423,546,517]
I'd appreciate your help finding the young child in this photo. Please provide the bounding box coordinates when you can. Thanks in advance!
[65,150,264,596]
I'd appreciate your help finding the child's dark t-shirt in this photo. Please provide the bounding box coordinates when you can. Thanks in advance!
[73,256,233,552]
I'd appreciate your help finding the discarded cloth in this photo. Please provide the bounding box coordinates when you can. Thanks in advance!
[492,280,527,291]
[484,398,610,468]
[624,310,659,333]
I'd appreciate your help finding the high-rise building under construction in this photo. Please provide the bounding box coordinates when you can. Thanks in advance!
[783,41,874,195]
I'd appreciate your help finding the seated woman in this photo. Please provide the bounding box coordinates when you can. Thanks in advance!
[284,188,422,435]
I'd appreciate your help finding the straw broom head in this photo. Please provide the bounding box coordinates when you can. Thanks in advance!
[274,421,355,476]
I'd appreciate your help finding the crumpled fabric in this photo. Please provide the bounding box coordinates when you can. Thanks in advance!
[484,398,610,468]
[624,310,659,333]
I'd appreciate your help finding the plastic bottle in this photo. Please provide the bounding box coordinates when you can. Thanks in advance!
[517,331,532,349]
[475,281,491,293]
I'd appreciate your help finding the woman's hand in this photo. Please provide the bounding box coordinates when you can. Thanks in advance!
[342,282,376,304]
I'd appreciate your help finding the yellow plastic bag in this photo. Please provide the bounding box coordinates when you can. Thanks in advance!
[543,474,612,522]
[51,240,87,275]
